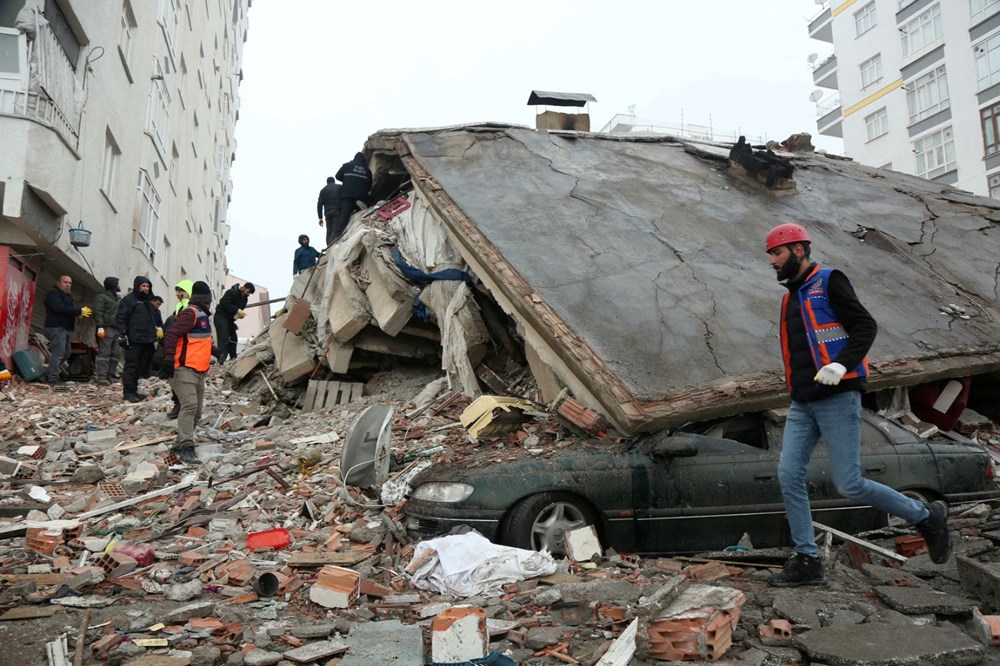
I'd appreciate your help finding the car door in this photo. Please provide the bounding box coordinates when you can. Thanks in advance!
[633,415,786,554]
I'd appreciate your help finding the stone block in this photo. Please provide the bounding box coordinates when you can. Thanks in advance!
[362,251,412,336]
[564,525,602,562]
[339,619,423,666]
[269,313,314,383]
[328,269,369,342]
[431,606,488,663]
[973,607,1000,647]
[325,338,354,374]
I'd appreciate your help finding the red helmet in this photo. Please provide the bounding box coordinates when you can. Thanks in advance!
[765,223,810,252]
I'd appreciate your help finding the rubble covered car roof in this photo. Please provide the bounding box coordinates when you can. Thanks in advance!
[365,124,1000,435]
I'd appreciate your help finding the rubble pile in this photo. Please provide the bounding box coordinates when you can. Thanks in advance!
[0,371,998,665]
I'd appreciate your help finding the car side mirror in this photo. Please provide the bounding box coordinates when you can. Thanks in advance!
[649,440,698,458]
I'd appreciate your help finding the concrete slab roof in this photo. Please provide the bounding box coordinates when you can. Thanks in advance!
[366,124,1000,435]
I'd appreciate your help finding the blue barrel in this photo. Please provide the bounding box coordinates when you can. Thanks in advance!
[12,349,44,381]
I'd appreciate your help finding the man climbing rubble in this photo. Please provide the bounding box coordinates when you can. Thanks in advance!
[160,280,217,463]
[764,222,951,587]
[333,152,372,240]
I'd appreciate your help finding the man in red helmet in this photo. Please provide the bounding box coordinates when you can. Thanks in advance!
[765,223,951,586]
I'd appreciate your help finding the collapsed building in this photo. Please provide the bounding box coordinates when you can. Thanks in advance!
[232,123,1000,437]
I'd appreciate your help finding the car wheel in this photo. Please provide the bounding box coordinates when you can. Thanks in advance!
[502,492,598,557]
[886,489,938,528]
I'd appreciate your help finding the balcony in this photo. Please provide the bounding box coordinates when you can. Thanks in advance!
[816,94,843,138]
[0,89,79,149]
[812,54,838,89]
[808,4,833,43]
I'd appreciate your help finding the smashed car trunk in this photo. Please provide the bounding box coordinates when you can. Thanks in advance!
[234,123,1000,436]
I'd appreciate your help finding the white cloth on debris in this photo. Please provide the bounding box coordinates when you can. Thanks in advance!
[407,531,557,597]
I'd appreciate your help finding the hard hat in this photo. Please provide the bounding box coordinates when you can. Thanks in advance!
[765,223,810,252]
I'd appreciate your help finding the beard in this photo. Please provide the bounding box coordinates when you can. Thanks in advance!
[775,253,803,282]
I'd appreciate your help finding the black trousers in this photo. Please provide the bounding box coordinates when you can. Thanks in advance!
[324,211,339,247]
[122,343,154,394]
[214,315,238,363]
[329,197,357,244]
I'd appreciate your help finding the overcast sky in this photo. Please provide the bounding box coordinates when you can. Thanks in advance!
[226,0,842,299]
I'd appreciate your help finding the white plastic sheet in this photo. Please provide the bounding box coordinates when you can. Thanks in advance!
[407,531,557,597]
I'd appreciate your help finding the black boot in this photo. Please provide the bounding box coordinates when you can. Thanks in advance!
[166,405,180,420]
[172,446,199,464]
[916,500,952,564]
[123,392,144,403]
[768,553,827,587]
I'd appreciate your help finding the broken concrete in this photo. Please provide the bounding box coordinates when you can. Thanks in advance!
[796,623,984,665]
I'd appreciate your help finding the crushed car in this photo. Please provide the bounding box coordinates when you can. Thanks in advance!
[404,408,999,556]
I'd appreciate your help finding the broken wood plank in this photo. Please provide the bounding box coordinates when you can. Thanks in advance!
[302,380,320,412]
[73,610,91,666]
[595,617,638,666]
[0,605,62,621]
[0,573,70,586]
[812,520,907,563]
[288,551,373,568]
[114,435,175,452]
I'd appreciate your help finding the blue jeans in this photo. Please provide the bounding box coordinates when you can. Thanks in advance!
[778,391,929,557]
[45,327,70,382]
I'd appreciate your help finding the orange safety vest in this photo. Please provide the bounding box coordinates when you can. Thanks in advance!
[174,306,213,372]
[780,265,869,390]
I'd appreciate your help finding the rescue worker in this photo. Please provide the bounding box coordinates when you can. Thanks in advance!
[43,275,91,386]
[214,282,254,363]
[93,276,122,384]
[159,281,216,463]
[293,234,320,275]
[764,222,951,587]
[164,279,194,419]
[116,276,157,403]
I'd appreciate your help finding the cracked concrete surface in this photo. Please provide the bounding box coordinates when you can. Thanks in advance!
[370,125,1000,434]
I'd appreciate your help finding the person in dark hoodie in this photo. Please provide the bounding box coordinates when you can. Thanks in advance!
[92,277,122,385]
[332,152,372,242]
[116,276,158,403]
[160,281,217,463]
[293,234,320,275]
[43,275,91,386]
[214,282,254,363]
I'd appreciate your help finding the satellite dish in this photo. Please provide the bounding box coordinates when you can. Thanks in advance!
[340,404,394,488]
[809,90,824,103]
[807,53,819,65]
[815,0,825,4]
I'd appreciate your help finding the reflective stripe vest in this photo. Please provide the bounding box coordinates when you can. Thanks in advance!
[780,266,868,390]
[174,307,213,372]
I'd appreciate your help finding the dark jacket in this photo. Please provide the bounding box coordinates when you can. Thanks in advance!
[335,152,372,201]
[215,284,248,321]
[782,264,877,403]
[44,286,82,331]
[163,301,215,363]
[116,276,158,344]
[294,244,320,275]
[317,181,342,218]
[93,278,121,328]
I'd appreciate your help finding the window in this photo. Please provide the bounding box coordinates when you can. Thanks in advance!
[177,57,187,108]
[865,108,889,141]
[901,5,943,60]
[0,28,28,90]
[860,54,883,89]
[913,127,955,179]
[118,2,136,73]
[158,0,180,58]
[44,0,81,66]
[162,238,171,274]
[906,66,949,124]
[972,0,1000,24]
[213,196,222,232]
[100,130,121,199]
[989,172,1000,198]
[855,2,877,37]
[147,59,170,155]
[981,102,1000,156]
[136,171,160,264]
[215,142,224,179]
[975,32,1000,90]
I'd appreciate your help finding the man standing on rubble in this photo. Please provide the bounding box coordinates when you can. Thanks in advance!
[317,176,342,247]
[333,152,372,241]
[764,223,951,587]
[294,234,320,275]
[160,281,216,463]
[92,276,121,385]
[116,276,157,403]
[43,275,91,386]
[163,280,194,420]
[214,281,254,364]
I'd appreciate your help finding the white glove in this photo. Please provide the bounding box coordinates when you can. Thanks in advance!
[814,362,847,386]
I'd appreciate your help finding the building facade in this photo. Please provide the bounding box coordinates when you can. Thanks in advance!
[0,0,248,337]
[809,0,1000,196]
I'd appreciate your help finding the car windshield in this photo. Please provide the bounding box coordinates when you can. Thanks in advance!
[673,414,769,453]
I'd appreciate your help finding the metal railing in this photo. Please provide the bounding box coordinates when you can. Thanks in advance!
[0,88,78,147]
[599,113,767,145]
[815,95,841,118]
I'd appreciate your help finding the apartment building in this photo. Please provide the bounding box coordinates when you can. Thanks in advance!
[0,0,248,341]
[808,0,1000,196]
